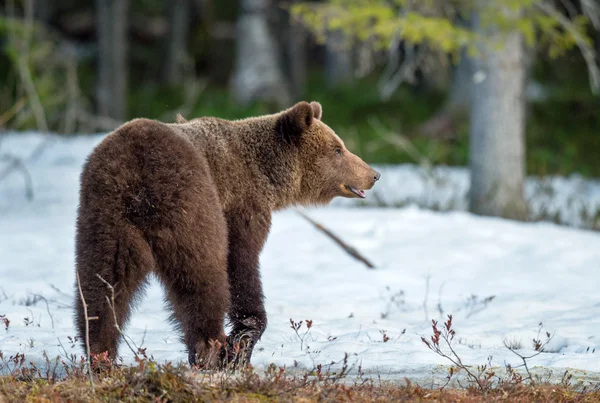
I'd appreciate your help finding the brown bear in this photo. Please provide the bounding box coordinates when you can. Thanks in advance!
[74,101,380,369]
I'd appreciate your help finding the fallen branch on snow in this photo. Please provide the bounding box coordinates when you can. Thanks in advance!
[295,209,375,269]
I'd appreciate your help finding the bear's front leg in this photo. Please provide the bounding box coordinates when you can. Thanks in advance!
[224,211,271,367]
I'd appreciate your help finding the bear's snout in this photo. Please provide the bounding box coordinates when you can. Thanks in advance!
[363,167,380,189]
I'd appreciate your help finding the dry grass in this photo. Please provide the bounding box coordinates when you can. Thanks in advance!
[0,359,599,403]
[1,303,597,402]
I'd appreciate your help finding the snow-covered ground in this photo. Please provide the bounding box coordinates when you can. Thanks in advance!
[1,132,599,386]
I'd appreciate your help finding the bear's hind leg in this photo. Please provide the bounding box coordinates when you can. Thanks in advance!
[152,208,230,369]
[75,223,154,360]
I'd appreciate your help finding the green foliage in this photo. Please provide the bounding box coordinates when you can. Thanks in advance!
[0,17,89,133]
[292,1,474,53]
[292,0,592,61]
[131,69,600,178]
[537,14,590,59]
[289,0,600,178]
[129,84,272,124]
[527,95,600,177]
[1,0,597,180]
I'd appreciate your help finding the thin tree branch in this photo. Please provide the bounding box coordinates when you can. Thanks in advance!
[0,154,34,199]
[535,1,600,94]
[295,209,375,269]
[77,110,123,132]
[581,0,600,29]
[503,335,553,384]
[95,274,141,359]
[559,0,578,19]
[62,53,79,135]
[368,116,433,172]
[14,1,49,133]
[31,293,55,329]
[57,336,77,365]
[49,283,73,299]
[423,275,430,322]
[75,271,94,392]
[0,97,26,128]
[379,44,425,100]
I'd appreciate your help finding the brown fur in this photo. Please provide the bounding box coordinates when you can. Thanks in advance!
[74,101,380,368]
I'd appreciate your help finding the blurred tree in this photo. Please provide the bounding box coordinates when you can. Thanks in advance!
[285,0,308,99]
[469,3,527,219]
[96,0,128,121]
[293,0,598,220]
[230,0,291,108]
[288,15,307,99]
[416,47,470,140]
[33,0,52,23]
[417,13,472,140]
[324,28,353,88]
[161,0,191,85]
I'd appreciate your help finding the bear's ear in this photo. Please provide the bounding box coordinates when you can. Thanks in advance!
[276,101,314,145]
[310,101,322,120]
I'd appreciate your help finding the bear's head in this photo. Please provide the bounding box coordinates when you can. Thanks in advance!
[276,101,380,205]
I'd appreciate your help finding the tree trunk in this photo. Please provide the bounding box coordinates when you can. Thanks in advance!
[416,48,471,140]
[161,0,191,85]
[469,8,527,220]
[441,13,472,107]
[446,49,472,115]
[355,39,376,79]
[34,0,52,22]
[416,11,471,140]
[96,0,128,121]
[230,0,291,108]
[596,30,600,93]
[324,29,352,88]
[287,1,306,100]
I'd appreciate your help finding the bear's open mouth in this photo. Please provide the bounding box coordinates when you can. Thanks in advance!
[346,185,366,199]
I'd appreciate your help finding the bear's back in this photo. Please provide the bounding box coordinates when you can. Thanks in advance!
[80,118,219,230]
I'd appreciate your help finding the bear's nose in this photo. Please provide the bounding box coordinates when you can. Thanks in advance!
[374,171,381,182]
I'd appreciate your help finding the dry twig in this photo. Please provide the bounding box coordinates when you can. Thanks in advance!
[423,276,430,323]
[368,116,433,172]
[75,271,94,392]
[0,153,33,199]
[503,323,554,385]
[0,97,26,128]
[30,293,55,329]
[96,274,142,360]
[421,315,492,391]
[295,209,375,269]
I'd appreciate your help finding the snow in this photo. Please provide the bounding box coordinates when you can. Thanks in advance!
[1,132,600,385]
[333,165,600,231]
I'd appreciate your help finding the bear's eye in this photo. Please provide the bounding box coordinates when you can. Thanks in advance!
[335,148,342,156]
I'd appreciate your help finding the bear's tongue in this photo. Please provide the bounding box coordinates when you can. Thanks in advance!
[349,186,366,199]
